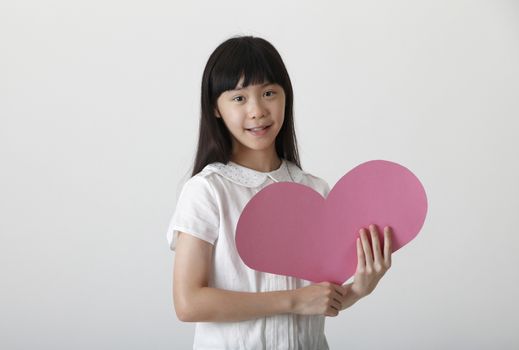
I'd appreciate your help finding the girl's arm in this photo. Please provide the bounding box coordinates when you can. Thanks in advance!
[173,232,354,322]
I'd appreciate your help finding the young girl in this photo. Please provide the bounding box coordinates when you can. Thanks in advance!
[167,35,393,350]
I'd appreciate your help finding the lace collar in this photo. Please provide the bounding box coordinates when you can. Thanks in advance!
[203,158,305,188]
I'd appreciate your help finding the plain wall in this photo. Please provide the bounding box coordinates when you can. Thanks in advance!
[2,0,518,348]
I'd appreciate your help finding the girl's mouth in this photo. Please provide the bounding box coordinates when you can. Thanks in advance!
[246,124,272,136]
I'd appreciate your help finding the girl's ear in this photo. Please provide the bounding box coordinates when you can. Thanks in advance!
[214,108,221,118]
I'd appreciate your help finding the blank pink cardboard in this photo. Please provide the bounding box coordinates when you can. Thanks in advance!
[235,159,428,285]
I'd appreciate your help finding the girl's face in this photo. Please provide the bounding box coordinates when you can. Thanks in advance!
[214,76,286,157]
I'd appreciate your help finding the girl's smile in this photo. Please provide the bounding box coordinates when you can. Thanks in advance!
[246,123,273,136]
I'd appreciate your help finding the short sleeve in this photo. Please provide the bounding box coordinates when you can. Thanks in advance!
[166,175,220,251]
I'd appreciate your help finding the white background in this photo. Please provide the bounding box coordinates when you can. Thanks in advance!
[2,0,518,349]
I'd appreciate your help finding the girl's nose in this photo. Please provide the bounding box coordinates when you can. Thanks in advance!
[248,101,266,119]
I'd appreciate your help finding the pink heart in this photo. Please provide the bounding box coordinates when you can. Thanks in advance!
[235,160,428,285]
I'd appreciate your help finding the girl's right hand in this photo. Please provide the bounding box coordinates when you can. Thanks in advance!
[291,281,344,317]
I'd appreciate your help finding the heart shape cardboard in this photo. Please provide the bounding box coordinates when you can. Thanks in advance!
[235,160,428,285]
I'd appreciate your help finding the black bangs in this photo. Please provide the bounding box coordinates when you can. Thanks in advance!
[209,37,283,103]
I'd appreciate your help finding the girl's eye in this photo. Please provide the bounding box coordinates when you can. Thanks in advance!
[232,90,276,102]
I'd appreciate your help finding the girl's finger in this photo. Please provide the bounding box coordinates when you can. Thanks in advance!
[334,289,344,310]
[384,226,393,267]
[360,228,373,268]
[369,224,383,265]
[333,285,344,297]
[327,305,339,316]
[356,236,365,270]
[331,297,342,311]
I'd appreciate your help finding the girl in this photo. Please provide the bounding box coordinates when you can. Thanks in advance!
[167,35,393,350]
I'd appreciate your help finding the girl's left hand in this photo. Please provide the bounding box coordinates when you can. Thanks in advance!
[348,224,393,299]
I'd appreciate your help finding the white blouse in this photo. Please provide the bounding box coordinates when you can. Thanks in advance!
[167,158,331,350]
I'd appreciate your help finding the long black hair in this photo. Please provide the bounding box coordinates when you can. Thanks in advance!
[191,35,302,176]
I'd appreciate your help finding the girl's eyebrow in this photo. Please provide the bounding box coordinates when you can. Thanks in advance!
[230,82,273,92]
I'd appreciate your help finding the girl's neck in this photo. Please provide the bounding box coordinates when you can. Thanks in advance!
[230,151,282,173]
